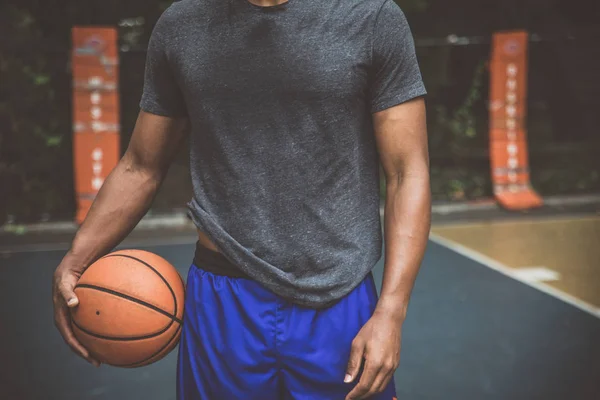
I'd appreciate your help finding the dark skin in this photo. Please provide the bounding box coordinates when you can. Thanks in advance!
[52,112,188,366]
[53,96,430,399]
[55,1,430,396]
[345,97,430,400]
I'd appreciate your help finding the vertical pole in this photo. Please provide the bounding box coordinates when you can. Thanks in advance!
[71,27,120,224]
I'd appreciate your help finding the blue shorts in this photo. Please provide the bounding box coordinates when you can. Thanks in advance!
[177,264,397,399]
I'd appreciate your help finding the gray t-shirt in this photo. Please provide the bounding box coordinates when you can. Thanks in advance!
[140,0,426,308]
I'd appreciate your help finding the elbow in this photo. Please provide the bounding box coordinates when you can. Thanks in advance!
[384,164,431,210]
[385,162,430,188]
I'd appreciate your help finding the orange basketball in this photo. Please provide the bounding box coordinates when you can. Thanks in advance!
[70,249,185,368]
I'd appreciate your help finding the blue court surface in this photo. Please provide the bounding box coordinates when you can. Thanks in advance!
[1,233,598,399]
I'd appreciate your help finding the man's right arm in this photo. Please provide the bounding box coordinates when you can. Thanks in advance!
[52,111,188,365]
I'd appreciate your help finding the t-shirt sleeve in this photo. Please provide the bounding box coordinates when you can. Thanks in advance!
[139,22,187,117]
[369,0,427,113]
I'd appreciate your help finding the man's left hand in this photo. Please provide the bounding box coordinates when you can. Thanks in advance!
[344,308,403,400]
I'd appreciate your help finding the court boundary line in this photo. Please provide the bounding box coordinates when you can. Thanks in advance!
[4,213,599,319]
[431,214,600,230]
[429,232,600,319]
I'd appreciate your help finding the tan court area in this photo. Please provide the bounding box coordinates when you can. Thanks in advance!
[432,216,600,310]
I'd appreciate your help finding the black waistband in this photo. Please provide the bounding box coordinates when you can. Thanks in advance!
[193,241,250,279]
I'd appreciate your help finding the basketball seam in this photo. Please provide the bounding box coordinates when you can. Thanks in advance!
[72,317,175,341]
[76,252,183,366]
[116,324,183,368]
[102,253,181,318]
[74,284,183,324]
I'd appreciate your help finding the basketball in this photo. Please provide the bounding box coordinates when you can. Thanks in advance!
[70,249,185,368]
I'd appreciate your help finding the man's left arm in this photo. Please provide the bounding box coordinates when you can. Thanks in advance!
[346,97,431,400]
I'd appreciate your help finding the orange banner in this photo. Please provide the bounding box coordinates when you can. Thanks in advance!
[489,31,542,210]
[72,27,120,223]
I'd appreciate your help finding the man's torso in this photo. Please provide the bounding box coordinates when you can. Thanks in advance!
[140,0,424,307]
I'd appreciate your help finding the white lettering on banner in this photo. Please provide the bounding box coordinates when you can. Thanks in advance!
[88,121,119,133]
[506,105,517,117]
[92,148,103,161]
[505,63,518,184]
[74,81,117,91]
[91,147,104,191]
[89,76,103,88]
[490,100,503,111]
[91,176,104,190]
[91,106,102,119]
[91,92,101,105]
[89,77,106,191]
[74,122,86,132]
[92,162,102,175]
[85,68,111,193]
[507,63,518,77]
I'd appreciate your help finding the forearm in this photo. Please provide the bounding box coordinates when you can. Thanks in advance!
[376,171,431,322]
[65,156,163,269]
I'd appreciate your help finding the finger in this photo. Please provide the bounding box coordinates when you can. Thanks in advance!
[360,362,389,399]
[58,280,79,307]
[345,338,366,383]
[346,359,381,400]
[371,366,394,396]
[54,305,93,361]
[54,304,100,367]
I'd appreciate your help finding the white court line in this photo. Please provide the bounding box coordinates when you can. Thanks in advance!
[429,232,600,319]
[512,267,561,283]
[0,236,198,255]
[4,221,600,319]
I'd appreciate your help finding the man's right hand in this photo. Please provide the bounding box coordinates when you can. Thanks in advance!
[50,111,188,367]
[52,257,100,367]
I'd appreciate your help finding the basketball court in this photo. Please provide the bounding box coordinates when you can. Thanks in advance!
[1,206,598,400]
[2,1,599,398]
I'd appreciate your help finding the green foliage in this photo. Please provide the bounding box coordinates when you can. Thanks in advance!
[3,224,27,235]
[0,5,73,222]
[430,167,490,201]
[424,61,490,200]
[433,62,486,150]
[0,1,168,223]
[531,155,600,195]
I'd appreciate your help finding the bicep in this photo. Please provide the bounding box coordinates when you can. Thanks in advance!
[373,97,429,180]
[124,111,189,176]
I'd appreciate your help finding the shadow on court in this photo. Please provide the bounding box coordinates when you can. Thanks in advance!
[1,240,598,399]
